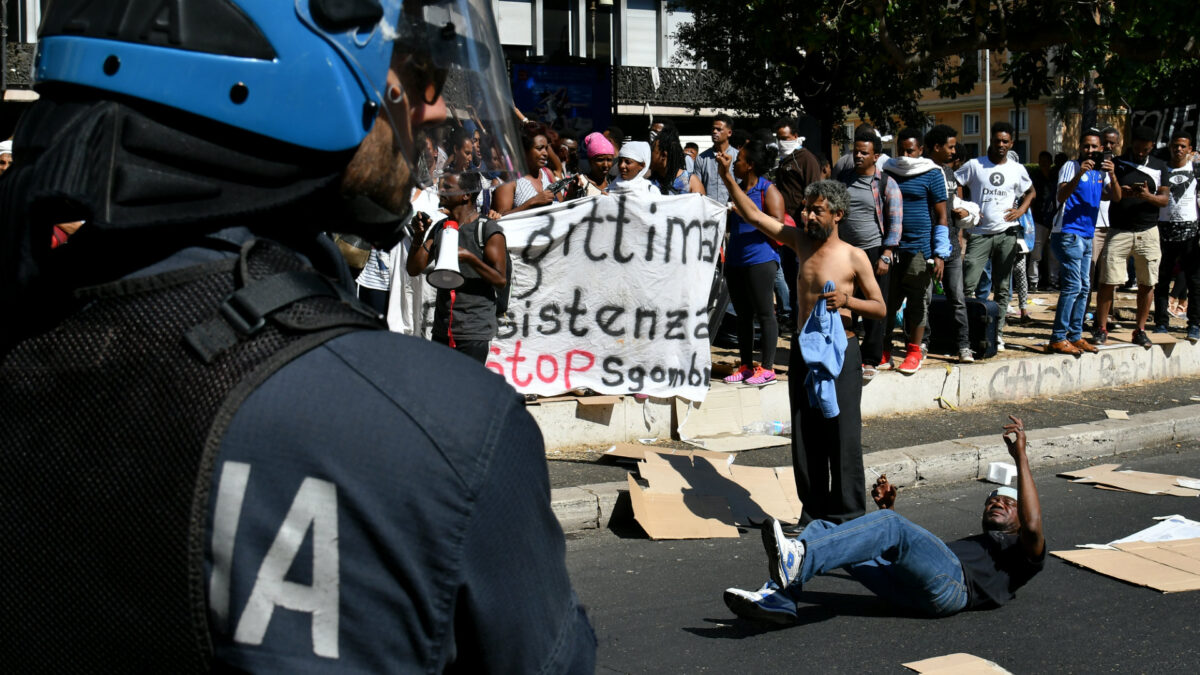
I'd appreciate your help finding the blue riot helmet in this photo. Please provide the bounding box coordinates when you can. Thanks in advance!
[34,0,521,179]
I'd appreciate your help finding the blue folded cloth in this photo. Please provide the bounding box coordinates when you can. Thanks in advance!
[799,280,847,418]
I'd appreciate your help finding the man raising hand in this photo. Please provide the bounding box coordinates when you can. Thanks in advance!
[716,150,884,526]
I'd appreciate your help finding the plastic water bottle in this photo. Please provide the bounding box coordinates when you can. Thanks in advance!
[743,421,792,435]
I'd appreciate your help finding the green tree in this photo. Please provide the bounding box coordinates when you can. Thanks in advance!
[672,0,1200,153]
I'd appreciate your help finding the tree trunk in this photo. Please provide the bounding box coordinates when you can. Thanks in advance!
[1081,72,1098,133]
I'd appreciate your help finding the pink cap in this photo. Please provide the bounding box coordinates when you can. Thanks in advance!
[583,132,616,159]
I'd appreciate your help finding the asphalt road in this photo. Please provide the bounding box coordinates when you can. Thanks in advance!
[549,374,1200,488]
[565,441,1200,673]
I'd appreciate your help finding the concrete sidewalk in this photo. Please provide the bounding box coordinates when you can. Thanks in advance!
[530,339,1200,450]
[551,403,1200,536]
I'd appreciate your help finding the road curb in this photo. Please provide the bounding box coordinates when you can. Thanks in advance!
[551,403,1200,536]
[532,340,1200,449]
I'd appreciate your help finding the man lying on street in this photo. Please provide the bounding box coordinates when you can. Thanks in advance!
[724,415,1044,623]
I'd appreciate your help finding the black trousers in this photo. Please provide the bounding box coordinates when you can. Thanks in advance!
[856,246,890,366]
[433,334,492,364]
[789,335,866,524]
[726,260,779,369]
[1154,235,1200,329]
[357,286,390,315]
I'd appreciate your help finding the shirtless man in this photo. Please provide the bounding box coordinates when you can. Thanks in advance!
[717,152,885,526]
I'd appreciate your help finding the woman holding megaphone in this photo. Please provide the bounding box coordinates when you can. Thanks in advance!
[407,171,508,364]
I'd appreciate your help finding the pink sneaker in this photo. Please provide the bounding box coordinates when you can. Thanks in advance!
[745,366,777,386]
[723,365,754,383]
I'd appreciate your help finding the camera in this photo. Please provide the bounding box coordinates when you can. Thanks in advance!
[1082,150,1113,166]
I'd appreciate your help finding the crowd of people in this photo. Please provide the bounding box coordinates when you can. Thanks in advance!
[381,109,1199,378]
[3,1,1198,661]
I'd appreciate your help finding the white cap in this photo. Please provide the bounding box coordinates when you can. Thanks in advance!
[0,140,12,155]
[989,486,1019,502]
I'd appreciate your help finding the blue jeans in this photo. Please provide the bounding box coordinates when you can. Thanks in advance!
[1049,232,1093,342]
[773,263,791,325]
[796,510,968,617]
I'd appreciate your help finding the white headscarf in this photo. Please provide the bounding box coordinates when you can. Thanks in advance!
[883,155,939,177]
[0,140,12,156]
[610,141,654,193]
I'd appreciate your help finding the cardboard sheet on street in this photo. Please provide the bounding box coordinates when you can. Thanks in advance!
[674,384,790,452]
[602,443,732,464]
[627,450,802,539]
[1058,464,1200,497]
[576,395,623,407]
[1053,538,1200,593]
[903,653,1012,674]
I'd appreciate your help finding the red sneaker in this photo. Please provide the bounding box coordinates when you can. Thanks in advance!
[897,343,923,374]
[878,349,893,370]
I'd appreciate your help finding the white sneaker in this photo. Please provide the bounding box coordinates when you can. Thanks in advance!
[959,347,975,363]
[762,518,805,589]
[723,581,798,624]
[996,338,1006,352]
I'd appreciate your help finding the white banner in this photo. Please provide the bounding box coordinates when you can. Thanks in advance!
[485,192,727,401]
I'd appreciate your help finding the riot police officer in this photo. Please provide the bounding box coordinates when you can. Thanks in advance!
[0,1,595,671]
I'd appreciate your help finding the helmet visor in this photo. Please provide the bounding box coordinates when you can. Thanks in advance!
[388,0,522,191]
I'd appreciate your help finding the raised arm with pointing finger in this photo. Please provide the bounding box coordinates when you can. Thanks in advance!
[716,148,801,252]
[1003,415,1045,559]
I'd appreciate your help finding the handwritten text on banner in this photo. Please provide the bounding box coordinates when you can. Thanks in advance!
[486,192,727,402]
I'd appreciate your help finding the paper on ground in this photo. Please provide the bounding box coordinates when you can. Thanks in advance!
[1110,515,1200,545]
[902,653,1011,674]
[603,443,733,465]
[1104,409,1130,420]
[1052,538,1200,593]
[674,383,789,452]
[1074,515,1200,550]
[1058,464,1200,497]
[627,450,802,539]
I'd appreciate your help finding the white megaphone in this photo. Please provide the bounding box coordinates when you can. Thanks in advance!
[427,220,464,290]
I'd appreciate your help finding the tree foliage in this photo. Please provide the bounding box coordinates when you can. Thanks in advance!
[671,0,1200,150]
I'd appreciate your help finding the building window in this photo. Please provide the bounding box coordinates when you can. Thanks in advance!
[1009,109,1028,133]
[625,0,659,67]
[841,122,855,154]
[963,113,980,136]
[1012,139,1028,164]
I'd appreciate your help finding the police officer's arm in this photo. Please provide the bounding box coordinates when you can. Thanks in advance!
[459,231,506,287]
[454,401,596,673]
[1003,415,1045,559]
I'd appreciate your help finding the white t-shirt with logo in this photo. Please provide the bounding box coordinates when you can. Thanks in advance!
[955,157,1034,235]
[1159,165,1198,222]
